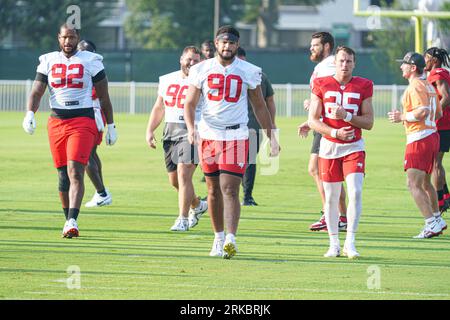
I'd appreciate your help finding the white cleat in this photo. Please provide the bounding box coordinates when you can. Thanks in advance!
[62,218,79,238]
[223,236,238,259]
[170,218,189,232]
[85,189,112,208]
[188,200,208,228]
[413,219,443,239]
[343,242,360,259]
[436,216,447,232]
[323,246,340,258]
[209,238,224,257]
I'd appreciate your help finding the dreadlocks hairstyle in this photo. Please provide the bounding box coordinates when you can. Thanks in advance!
[426,47,450,68]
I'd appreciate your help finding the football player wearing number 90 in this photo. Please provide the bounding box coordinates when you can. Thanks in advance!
[184,25,280,259]
[22,24,117,239]
[146,46,208,232]
[308,46,374,259]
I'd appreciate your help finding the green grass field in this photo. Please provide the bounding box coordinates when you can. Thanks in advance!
[1,112,449,300]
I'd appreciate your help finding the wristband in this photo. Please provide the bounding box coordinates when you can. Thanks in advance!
[405,112,418,122]
[344,112,353,122]
[331,129,338,138]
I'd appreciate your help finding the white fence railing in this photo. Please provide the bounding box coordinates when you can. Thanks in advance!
[0,80,407,117]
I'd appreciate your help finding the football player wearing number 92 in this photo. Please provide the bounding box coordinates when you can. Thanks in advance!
[184,25,280,259]
[22,24,117,239]
[308,46,374,259]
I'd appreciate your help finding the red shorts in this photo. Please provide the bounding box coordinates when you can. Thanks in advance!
[199,139,249,177]
[404,132,439,174]
[48,116,97,168]
[319,151,366,183]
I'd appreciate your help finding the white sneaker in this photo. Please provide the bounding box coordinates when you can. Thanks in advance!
[436,216,447,232]
[209,238,224,257]
[188,200,208,228]
[223,236,238,259]
[414,219,443,239]
[170,218,189,231]
[85,189,112,208]
[62,218,79,238]
[343,242,360,259]
[323,246,340,257]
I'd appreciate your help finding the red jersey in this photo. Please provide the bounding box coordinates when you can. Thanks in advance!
[312,76,373,143]
[428,68,450,131]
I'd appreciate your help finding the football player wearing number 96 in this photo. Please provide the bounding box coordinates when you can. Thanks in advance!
[388,51,447,239]
[22,24,117,239]
[145,46,208,232]
[184,25,279,259]
[308,46,374,259]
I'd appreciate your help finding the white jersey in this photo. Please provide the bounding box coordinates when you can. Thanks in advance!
[188,57,262,140]
[158,70,201,124]
[36,50,104,111]
[309,55,335,89]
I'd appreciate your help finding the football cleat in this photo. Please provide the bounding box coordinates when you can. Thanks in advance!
[413,219,443,239]
[338,216,347,232]
[242,196,258,206]
[223,236,238,259]
[188,200,208,228]
[62,218,79,238]
[85,189,112,208]
[209,238,224,257]
[343,242,360,259]
[310,212,327,231]
[323,246,340,258]
[170,218,189,231]
[436,216,447,231]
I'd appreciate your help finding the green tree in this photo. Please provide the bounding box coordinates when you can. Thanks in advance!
[0,0,111,50]
[125,0,332,49]
[370,0,416,84]
[125,0,245,49]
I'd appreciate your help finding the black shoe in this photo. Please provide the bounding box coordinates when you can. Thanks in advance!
[242,197,258,206]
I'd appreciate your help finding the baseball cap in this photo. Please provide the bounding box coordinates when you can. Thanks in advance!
[396,52,425,68]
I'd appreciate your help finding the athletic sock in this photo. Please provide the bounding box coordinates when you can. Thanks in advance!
[226,233,236,242]
[432,212,441,218]
[68,208,80,221]
[330,234,339,248]
[345,231,356,245]
[425,216,435,225]
[63,208,69,220]
[97,189,107,197]
[215,231,225,240]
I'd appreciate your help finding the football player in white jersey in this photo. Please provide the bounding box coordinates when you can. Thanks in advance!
[298,32,348,233]
[77,40,113,209]
[22,24,117,238]
[146,46,208,232]
[184,25,280,259]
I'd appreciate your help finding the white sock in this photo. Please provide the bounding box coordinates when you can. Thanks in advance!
[432,212,441,218]
[226,233,236,242]
[215,231,225,240]
[425,216,435,224]
[346,231,356,245]
[323,181,341,238]
[330,234,340,248]
[345,173,364,234]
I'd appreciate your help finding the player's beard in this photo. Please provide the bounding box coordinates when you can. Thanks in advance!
[61,44,77,56]
[181,65,190,77]
[218,50,236,61]
[310,50,324,63]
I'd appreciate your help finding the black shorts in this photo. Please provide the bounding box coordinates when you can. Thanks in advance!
[247,128,261,165]
[310,131,322,154]
[163,139,198,172]
[439,130,450,153]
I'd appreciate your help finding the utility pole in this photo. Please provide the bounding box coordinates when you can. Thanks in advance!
[214,0,220,37]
